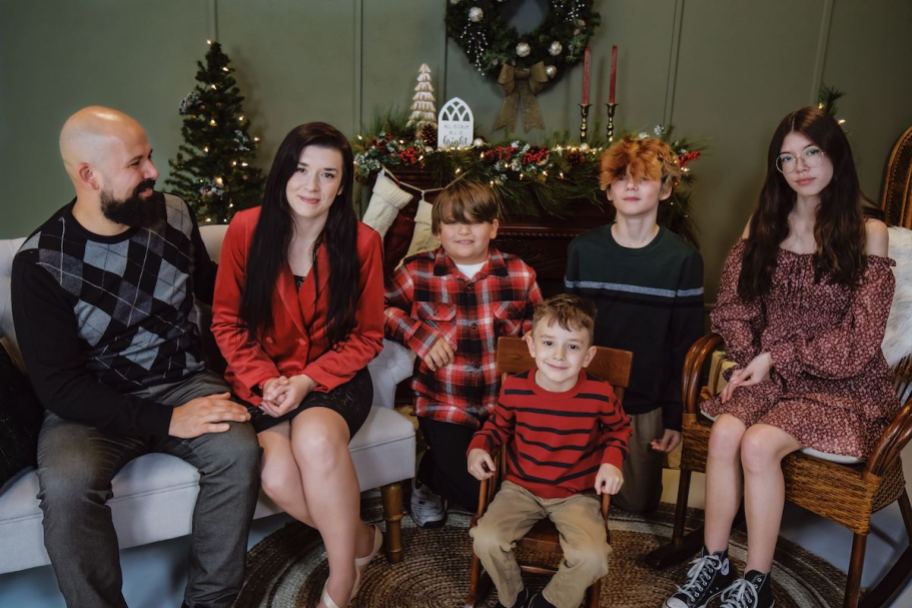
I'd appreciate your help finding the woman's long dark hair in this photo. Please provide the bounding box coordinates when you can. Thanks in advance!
[739,106,866,300]
[240,122,359,346]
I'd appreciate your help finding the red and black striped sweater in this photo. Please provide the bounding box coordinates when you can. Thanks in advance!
[467,369,632,499]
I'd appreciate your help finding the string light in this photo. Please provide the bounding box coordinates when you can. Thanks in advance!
[209,119,217,126]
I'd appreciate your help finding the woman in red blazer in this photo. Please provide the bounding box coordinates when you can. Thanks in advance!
[212,122,384,608]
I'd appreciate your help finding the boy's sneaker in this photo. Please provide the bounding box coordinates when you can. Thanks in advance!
[663,548,735,608]
[409,480,446,528]
[526,592,556,608]
[718,570,774,608]
[496,587,531,608]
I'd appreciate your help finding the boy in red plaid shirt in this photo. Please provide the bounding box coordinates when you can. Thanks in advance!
[384,180,542,526]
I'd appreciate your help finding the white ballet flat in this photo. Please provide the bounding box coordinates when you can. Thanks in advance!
[351,524,383,599]
[320,583,342,608]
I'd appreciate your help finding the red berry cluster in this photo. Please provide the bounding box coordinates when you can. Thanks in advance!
[522,147,549,165]
[677,150,701,168]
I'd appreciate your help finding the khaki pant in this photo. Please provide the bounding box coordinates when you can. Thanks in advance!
[470,481,610,608]
[612,407,664,513]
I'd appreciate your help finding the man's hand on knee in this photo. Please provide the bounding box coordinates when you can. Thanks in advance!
[168,392,250,438]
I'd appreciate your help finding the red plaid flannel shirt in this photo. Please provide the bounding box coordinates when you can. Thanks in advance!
[384,247,543,427]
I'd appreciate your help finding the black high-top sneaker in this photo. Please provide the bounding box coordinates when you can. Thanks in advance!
[718,570,774,608]
[663,547,736,608]
[496,588,531,608]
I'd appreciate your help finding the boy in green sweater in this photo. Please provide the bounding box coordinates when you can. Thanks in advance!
[564,136,704,513]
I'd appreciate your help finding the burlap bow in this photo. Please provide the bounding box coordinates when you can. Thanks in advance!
[494,62,548,132]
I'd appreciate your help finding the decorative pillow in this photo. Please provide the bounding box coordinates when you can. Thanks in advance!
[0,340,43,486]
[403,199,441,260]
[362,170,414,238]
[883,226,912,366]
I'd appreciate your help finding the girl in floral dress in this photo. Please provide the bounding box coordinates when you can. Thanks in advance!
[664,107,899,608]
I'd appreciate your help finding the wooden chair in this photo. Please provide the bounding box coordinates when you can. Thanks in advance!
[645,126,912,608]
[464,336,633,608]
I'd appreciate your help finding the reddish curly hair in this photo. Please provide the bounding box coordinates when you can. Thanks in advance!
[599,136,682,191]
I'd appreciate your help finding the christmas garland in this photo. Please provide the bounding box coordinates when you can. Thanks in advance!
[446,0,599,87]
[353,115,705,247]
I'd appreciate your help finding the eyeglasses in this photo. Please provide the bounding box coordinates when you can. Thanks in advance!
[776,146,826,174]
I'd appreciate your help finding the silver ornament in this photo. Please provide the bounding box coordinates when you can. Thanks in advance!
[545,65,557,78]
[548,41,562,56]
[515,42,531,57]
[473,137,486,147]
[449,0,462,4]
[468,6,483,22]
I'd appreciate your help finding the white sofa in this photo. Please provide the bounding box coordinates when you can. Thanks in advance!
[0,224,416,575]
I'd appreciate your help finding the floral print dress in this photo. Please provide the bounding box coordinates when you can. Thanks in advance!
[702,240,900,458]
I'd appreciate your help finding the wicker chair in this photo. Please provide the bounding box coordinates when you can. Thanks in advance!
[645,126,912,608]
[464,336,633,608]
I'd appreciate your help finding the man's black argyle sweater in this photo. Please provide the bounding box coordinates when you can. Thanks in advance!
[11,193,216,437]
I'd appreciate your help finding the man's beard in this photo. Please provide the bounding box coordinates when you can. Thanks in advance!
[101,179,161,228]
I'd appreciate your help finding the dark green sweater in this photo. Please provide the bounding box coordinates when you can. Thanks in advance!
[564,225,704,430]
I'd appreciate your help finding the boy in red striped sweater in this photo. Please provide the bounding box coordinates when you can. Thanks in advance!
[467,294,632,608]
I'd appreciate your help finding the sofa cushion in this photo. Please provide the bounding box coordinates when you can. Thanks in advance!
[0,341,43,486]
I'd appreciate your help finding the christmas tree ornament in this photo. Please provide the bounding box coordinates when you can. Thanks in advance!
[406,64,437,131]
[167,41,265,223]
[468,7,483,22]
[545,65,557,78]
[515,42,531,57]
[548,41,563,56]
[361,170,414,237]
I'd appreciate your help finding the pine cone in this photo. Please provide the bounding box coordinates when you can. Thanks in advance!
[418,123,438,148]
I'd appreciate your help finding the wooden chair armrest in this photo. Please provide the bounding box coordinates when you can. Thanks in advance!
[682,333,725,415]
[473,446,503,520]
[867,397,912,476]
[600,492,611,518]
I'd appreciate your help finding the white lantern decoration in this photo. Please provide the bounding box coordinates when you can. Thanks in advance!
[468,6,483,22]
[548,41,562,56]
[437,97,475,149]
[515,42,531,57]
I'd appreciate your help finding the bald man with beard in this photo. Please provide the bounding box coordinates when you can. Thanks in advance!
[11,106,260,608]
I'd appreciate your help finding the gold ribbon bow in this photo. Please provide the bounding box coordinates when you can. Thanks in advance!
[494,62,548,132]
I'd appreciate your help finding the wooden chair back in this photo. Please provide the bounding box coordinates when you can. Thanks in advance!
[495,335,633,399]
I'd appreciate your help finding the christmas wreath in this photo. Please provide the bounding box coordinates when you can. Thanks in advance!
[446,0,599,131]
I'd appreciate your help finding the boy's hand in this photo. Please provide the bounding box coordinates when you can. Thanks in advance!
[468,448,496,480]
[650,429,682,453]
[595,463,623,495]
[423,337,455,372]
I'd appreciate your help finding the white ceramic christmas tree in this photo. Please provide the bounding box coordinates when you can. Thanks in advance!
[406,64,437,130]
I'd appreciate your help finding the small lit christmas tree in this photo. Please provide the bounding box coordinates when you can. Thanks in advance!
[167,41,265,224]
[406,64,437,131]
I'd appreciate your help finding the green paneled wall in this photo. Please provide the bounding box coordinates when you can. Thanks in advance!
[2,0,911,298]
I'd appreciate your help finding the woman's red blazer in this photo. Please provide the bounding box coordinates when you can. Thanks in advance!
[211,207,384,405]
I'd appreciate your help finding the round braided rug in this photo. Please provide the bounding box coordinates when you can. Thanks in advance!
[235,497,846,608]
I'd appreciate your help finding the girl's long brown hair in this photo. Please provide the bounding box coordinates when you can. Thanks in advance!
[739,107,866,300]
